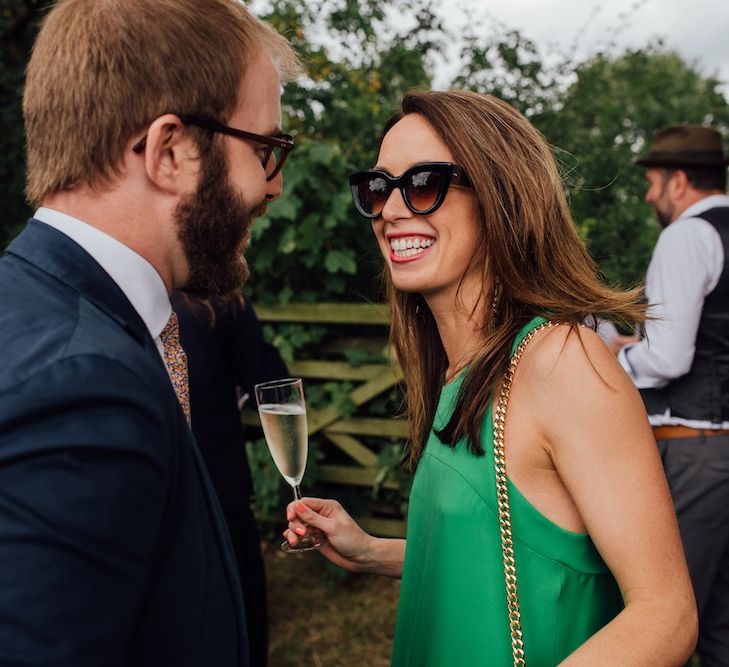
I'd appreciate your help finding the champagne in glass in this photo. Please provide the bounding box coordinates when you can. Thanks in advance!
[254,378,320,552]
[257,403,307,487]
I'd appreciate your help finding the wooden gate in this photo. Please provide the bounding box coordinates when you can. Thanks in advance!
[243,302,409,537]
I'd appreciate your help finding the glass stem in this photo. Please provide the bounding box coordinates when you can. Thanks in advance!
[293,484,302,501]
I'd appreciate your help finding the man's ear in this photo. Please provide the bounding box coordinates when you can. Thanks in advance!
[670,169,690,200]
[142,114,200,194]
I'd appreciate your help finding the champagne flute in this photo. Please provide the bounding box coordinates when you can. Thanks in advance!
[254,377,321,553]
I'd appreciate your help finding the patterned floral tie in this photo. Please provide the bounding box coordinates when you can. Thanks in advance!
[159,311,191,425]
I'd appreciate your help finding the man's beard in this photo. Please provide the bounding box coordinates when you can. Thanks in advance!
[654,203,673,229]
[653,182,674,229]
[174,143,265,299]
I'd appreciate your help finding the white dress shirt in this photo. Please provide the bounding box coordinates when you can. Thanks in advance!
[34,207,172,364]
[618,194,729,427]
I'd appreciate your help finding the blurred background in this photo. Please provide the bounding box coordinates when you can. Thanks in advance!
[2,1,727,664]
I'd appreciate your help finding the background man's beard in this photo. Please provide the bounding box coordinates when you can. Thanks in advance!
[175,144,262,299]
[654,204,672,229]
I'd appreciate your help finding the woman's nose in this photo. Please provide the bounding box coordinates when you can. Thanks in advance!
[380,187,411,222]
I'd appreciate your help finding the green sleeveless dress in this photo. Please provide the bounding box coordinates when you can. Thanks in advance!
[391,317,623,666]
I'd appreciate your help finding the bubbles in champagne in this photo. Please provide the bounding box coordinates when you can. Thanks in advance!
[257,403,308,486]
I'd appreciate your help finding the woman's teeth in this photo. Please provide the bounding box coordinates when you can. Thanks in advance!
[390,237,434,257]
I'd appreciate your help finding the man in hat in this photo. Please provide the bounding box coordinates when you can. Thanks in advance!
[611,124,729,665]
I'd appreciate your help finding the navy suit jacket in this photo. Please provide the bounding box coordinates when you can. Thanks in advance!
[0,220,249,666]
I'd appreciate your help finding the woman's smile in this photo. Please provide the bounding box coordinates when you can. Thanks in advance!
[387,232,436,263]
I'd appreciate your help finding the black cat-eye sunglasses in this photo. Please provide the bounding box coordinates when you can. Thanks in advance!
[349,162,471,218]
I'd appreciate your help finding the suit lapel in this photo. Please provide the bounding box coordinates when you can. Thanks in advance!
[6,219,149,345]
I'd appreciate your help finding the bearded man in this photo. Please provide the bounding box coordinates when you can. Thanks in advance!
[0,1,299,665]
[611,124,729,667]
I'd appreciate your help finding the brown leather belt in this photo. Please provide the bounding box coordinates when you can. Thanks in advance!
[653,425,729,441]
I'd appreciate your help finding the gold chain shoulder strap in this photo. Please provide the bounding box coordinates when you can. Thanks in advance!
[493,321,553,667]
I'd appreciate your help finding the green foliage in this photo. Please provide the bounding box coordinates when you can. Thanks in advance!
[250,137,379,307]
[263,322,329,362]
[373,441,412,501]
[544,43,729,286]
[343,347,386,367]
[453,29,564,121]
[0,0,48,249]
[307,380,356,417]
[245,436,288,522]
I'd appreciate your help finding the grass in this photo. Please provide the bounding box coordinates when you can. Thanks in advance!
[265,540,400,667]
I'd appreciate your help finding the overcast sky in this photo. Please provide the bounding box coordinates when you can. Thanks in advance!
[432,0,729,93]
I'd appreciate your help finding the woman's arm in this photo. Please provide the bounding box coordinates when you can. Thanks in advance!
[525,326,697,665]
[285,498,405,578]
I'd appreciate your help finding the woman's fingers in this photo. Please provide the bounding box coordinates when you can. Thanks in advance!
[283,528,298,546]
[296,497,341,517]
[285,509,325,540]
[285,499,338,534]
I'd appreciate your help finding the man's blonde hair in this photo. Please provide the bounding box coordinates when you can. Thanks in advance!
[23,0,300,205]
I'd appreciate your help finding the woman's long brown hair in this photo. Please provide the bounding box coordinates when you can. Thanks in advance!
[380,91,647,471]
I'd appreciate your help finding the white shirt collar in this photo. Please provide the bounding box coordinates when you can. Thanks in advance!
[34,207,171,340]
[679,194,729,221]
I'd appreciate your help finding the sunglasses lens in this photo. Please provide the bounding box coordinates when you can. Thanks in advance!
[405,168,446,213]
[354,175,391,217]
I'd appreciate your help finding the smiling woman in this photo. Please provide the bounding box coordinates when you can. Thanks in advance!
[284,90,698,667]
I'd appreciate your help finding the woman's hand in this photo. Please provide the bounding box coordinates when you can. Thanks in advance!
[285,497,405,577]
[284,497,373,572]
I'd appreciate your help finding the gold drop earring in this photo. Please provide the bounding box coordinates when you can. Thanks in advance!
[491,277,501,317]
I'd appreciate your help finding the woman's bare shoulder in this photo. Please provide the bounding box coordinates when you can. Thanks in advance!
[519,322,632,393]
